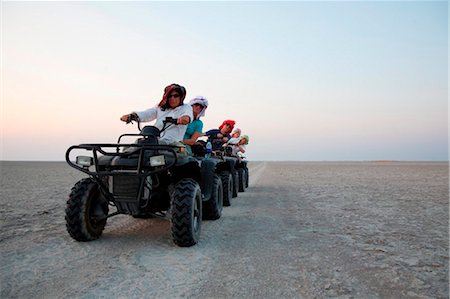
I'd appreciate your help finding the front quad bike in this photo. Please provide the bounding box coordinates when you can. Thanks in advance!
[65,118,204,247]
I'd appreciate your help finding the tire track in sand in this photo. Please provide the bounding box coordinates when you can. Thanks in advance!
[247,161,266,186]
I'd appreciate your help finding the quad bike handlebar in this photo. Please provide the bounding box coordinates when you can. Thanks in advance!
[163,117,178,125]
[132,116,178,132]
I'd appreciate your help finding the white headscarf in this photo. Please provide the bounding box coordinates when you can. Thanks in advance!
[189,96,209,119]
[232,128,241,136]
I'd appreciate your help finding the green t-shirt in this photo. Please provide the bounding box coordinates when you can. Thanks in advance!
[183,119,203,140]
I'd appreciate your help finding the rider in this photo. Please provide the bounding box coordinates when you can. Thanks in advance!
[205,120,235,151]
[225,128,242,146]
[232,134,249,156]
[120,83,192,145]
[231,128,241,139]
[183,96,209,155]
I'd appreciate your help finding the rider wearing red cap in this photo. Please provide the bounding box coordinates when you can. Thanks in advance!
[219,120,235,131]
[205,120,235,151]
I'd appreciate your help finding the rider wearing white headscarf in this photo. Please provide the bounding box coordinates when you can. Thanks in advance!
[183,96,209,154]
[189,96,209,119]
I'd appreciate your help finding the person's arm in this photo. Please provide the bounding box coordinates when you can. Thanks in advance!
[120,107,157,123]
[204,129,214,137]
[136,107,157,122]
[238,145,246,153]
[205,129,223,139]
[183,121,203,145]
[183,131,203,145]
[234,143,246,153]
[177,104,193,125]
[177,115,190,125]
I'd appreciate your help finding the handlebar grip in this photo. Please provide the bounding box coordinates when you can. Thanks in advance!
[130,113,139,121]
[164,117,178,124]
[126,113,138,124]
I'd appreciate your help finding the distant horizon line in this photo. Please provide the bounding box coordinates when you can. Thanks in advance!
[1,160,448,163]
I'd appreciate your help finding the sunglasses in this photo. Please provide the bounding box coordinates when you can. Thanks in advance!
[169,94,180,99]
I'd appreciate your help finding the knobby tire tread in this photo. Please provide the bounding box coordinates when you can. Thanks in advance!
[171,178,202,247]
[203,175,223,220]
[65,178,108,241]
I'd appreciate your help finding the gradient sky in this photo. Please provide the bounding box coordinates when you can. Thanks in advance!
[1,1,448,161]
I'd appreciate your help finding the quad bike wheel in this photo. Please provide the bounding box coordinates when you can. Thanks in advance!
[65,178,109,241]
[171,178,202,247]
[203,174,223,220]
[132,214,154,219]
[231,170,239,198]
[245,168,249,188]
[220,171,233,207]
[238,168,246,192]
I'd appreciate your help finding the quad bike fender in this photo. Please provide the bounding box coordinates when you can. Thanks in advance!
[175,154,196,166]
[200,159,217,202]
[171,157,202,185]
[236,159,248,169]
[224,157,237,171]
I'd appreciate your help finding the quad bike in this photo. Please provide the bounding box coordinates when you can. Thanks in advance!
[236,156,249,192]
[222,145,249,193]
[65,117,222,247]
[190,141,241,206]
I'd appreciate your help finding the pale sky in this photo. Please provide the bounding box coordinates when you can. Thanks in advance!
[1,1,448,161]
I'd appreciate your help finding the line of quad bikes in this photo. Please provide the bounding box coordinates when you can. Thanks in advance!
[65,117,249,247]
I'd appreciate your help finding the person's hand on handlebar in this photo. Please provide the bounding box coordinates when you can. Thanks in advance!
[120,113,138,124]
[177,115,190,125]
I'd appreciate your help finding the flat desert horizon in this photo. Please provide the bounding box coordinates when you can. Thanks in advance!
[1,159,449,162]
[1,161,448,298]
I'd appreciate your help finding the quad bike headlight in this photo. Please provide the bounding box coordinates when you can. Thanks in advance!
[76,156,94,167]
[150,155,166,167]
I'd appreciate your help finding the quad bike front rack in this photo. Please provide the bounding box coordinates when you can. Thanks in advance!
[66,143,178,177]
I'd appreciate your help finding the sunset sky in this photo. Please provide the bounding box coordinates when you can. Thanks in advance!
[1,1,448,161]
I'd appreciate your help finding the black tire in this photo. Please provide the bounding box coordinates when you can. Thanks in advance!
[171,178,202,247]
[220,171,233,207]
[203,175,223,220]
[238,168,246,192]
[232,170,238,198]
[132,214,154,219]
[245,168,249,188]
[65,178,109,241]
